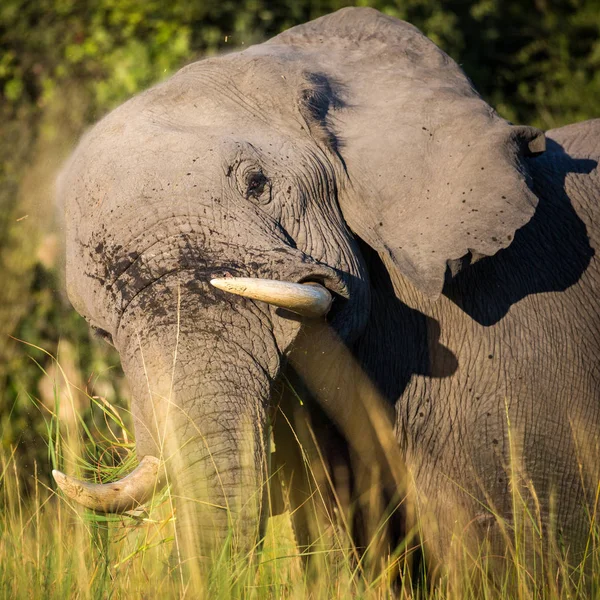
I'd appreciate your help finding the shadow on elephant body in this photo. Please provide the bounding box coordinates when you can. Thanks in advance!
[267,140,598,573]
[444,143,596,326]
[353,241,459,408]
[270,356,416,576]
[267,246,461,575]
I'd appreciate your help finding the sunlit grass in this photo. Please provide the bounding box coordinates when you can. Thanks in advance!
[2,346,600,598]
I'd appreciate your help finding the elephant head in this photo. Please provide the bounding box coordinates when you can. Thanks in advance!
[55,7,544,559]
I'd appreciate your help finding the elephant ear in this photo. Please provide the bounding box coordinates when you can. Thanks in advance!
[268,7,545,298]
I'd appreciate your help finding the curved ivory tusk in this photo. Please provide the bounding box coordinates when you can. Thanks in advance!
[210,277,332,318]
[52,455,162,513]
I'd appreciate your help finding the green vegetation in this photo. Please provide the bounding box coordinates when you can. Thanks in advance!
[2,366,600,598]
[1,1,599,596]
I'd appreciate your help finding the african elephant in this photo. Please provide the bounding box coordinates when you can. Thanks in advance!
[54,6,600,572]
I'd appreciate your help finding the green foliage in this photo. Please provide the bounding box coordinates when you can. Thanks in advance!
[0,0,190,118]
[451,0,600,128]
[2,262,128,485]
[2,0,598,125]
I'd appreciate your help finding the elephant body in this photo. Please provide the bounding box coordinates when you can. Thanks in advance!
[274,121,600,567]
[384,121,600,560]
[56,7,599,572]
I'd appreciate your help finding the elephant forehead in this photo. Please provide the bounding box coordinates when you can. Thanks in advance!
[63,113,291,225]
[61,57,310,219]
[107,52,309,133]
[64,128,219,217]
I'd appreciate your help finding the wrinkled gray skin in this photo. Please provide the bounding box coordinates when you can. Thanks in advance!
[59,7,600,566]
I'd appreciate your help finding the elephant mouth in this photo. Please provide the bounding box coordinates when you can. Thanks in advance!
[304,267,366,343]
[293,268,351,322]
[272,269,357,342]
[299,271,349,306]
[298,268,349,298]
[209,262,353,326]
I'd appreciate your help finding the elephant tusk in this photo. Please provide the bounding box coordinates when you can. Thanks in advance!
[210,277,333,318]
[52,455,163,513]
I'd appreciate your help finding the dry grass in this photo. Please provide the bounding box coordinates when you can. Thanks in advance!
[2,347,600,599]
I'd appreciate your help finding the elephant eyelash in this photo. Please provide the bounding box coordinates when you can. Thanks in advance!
[91,325,114,347]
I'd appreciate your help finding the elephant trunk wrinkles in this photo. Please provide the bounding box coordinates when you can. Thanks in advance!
[117,289,276,558]
[172,420,269,557]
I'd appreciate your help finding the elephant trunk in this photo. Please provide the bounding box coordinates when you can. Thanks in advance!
[115,279,277,558]
[134,363,269,555]
[170,417,269,558]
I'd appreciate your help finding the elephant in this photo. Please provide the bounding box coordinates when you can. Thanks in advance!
[54,6,600,576]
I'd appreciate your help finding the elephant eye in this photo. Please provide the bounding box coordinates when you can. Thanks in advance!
[245,171,269,201]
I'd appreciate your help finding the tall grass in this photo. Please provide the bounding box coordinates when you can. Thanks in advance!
[2,347,600,598]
